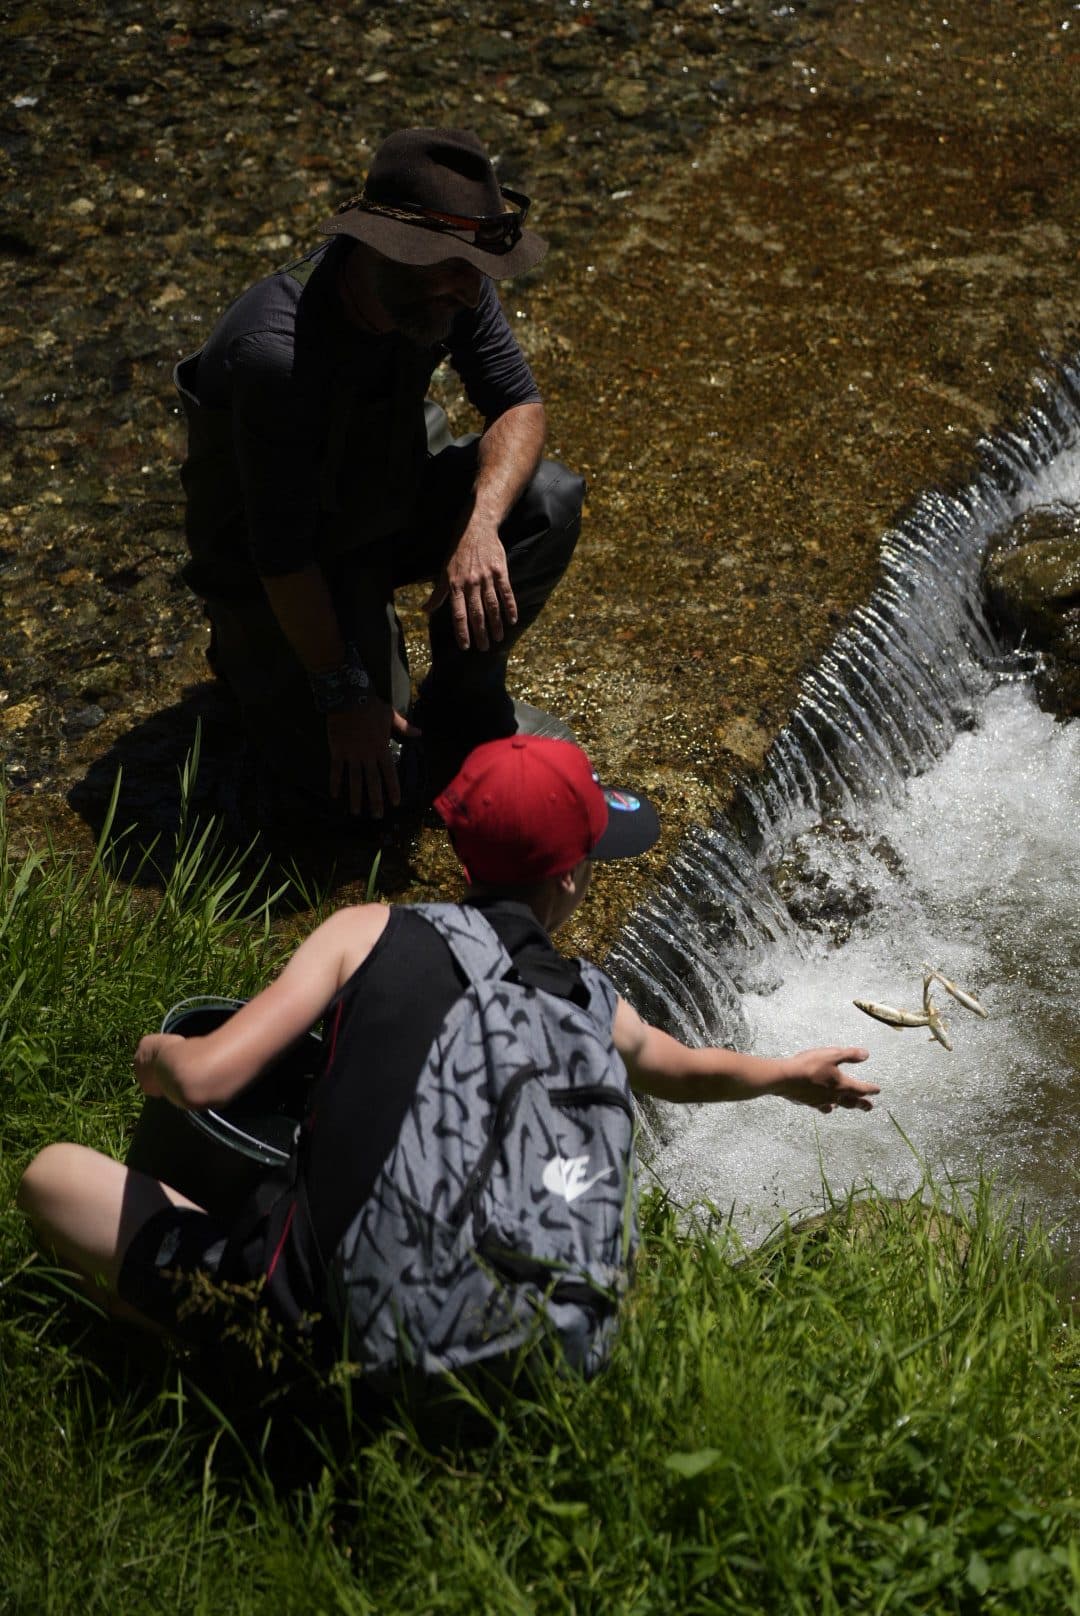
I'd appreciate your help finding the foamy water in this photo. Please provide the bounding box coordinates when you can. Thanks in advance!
[648,681,1080,1250]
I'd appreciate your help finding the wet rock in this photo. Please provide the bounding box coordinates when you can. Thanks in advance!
[771,818,904,946]
[604,79,653,121]
[984,506,1080,717]
[986,536,1080,638]
[0,697,42,733]
[62,703,106,735]
[1036,659,1080,719]
[465,34,517,70]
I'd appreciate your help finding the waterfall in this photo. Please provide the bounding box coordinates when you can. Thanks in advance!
[609,359,1080,1248]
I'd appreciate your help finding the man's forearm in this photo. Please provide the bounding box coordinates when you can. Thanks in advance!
[261,564,347,673]
[471,401,546,528]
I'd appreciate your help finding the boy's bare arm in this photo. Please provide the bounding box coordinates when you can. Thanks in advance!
[613,997,877,1113]
[134,904,391,1110]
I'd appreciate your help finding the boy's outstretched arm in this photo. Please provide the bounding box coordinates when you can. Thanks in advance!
[613,998,877,1113]
[133,903,391,1111]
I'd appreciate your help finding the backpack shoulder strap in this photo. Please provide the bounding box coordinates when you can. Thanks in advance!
[578,960,620,1030]
[411,902,514,992]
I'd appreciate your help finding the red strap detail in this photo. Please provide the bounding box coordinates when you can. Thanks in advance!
[265,1200,296,1282]
[325,999,344,1066]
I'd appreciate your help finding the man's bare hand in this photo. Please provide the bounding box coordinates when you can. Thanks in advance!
[772,1047,877,1113]
[424,520,518,651]
[326,699,419,818]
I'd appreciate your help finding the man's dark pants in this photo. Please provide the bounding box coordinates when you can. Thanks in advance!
[205,439,583,820]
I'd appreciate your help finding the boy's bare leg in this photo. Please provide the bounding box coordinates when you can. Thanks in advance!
[17,1142,207,1323]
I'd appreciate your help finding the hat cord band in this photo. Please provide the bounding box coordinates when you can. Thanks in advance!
[336,194,523,253]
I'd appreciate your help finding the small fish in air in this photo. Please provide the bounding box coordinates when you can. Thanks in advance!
[922,963,989,1019]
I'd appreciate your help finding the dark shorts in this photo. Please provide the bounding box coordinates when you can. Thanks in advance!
[117,1205,233,1344]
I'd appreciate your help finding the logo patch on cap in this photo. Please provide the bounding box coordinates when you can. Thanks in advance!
[605,789,641,812]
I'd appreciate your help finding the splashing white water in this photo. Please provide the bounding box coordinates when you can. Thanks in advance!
[649,681,1080,1251]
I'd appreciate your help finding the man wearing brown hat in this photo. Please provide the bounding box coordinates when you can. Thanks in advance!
[175,128,584,833]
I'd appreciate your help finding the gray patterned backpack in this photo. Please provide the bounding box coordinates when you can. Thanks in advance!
[325,903,639,1384]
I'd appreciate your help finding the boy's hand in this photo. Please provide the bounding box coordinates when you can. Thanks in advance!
[773,1047,877,1113]
[134,1033,191,1108]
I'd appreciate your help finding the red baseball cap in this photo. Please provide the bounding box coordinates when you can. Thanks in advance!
[434,735,660,885]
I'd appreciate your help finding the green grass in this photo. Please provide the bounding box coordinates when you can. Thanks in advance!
[2,786,1079,1614]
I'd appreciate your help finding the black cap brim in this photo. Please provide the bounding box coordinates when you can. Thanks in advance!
[590,786,660,862]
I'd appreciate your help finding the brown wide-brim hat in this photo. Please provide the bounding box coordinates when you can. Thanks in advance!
[320,127,547,278]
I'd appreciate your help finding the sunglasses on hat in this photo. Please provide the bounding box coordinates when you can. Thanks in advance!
[339,185,531,256]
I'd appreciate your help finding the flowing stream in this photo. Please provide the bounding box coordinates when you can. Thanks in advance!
[608,362,1080,1259]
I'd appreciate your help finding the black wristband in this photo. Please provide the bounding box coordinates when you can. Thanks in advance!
[308,644,371,714]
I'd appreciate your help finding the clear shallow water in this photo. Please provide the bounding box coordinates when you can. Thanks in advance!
[648,680,1080,1253]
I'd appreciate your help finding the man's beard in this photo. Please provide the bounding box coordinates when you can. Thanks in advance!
[391,299,458,347]
[371,259,464,346]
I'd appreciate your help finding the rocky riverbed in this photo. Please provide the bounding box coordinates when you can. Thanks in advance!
[3,0,1078,958]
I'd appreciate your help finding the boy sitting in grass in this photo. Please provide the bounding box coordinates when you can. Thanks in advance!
[18,737,877,1368]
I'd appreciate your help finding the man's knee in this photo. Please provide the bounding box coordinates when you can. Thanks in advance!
[504,459,585,583]
[538,459,586,529]
[518,459,585,541]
